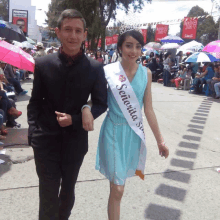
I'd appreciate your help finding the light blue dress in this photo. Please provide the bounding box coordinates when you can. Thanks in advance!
[95,64,148,185]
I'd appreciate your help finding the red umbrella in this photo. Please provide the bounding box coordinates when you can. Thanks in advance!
[0,39,35,72]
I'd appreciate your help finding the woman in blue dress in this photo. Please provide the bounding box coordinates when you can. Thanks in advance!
[81,30,169,220]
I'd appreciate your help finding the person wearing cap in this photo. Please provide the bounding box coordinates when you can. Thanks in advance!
[34,42,46,58]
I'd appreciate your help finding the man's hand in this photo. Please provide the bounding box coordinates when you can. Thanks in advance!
[55,111,72,127]
[82,107,94,131]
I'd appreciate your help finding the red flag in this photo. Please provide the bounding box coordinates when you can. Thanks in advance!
[141,29,147,44]
[106,36,113,46]
[112,34,118,44]
[155,24,169,42]
[182,17,198,39]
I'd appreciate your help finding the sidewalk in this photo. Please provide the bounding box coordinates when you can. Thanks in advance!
[0,76,220,220]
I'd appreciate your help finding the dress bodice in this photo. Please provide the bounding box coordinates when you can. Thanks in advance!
[107,64,148,119]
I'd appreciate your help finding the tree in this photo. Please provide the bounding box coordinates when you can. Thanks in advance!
[46,0,145,50]
[180,5,218,45]
[0,0,9,21]
[146,25,155,43]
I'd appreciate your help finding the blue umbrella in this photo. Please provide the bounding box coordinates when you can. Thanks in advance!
[161,35,184,43]
[185,52,218,63]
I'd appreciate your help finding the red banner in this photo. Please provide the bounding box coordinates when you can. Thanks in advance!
[112,35,118,44]
[141,29,147,44]
[182,17,198,39]
[155,24,169,42]
[12,9,28,36]
[106,36,113,46]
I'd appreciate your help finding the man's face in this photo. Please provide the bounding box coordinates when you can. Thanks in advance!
[55,18,87,54]
[16,20,25,31]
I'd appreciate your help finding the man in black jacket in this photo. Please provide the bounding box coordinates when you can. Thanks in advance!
[27,9,107,220]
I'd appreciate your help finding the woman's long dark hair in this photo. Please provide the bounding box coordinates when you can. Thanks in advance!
[164,52,171,60]
[95,51,102,60]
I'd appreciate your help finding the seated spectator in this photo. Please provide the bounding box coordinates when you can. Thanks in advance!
[191,67,203,89]
[190,62,199,79]
[1,62,28,95]
[214,82,220,99]
[192,63,215,94]
[148,52,154,63]
[155,54,160,63]
[147,58,159,73]
[175,64,188,89]
[206,64,220,97]
[0,110,4,150]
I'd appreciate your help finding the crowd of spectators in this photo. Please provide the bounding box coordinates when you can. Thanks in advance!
[0,41,50,151]
[140,50,220,99]
[85,47,220,99]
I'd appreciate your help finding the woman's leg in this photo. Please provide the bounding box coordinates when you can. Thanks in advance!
[214,82,220,97]
[175,78,181,88]
[108,182,125,220]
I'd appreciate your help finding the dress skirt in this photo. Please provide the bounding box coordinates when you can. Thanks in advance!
[95,110,141,185]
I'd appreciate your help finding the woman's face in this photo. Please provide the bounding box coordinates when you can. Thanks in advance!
[97,51,101,57]
[120,36,142,63]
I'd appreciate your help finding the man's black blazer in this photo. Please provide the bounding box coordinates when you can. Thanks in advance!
[27,51,108,155]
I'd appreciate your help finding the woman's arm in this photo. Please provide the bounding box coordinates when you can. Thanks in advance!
[0,81,4,91]
[144,69,169,158]
[200,69,208,78]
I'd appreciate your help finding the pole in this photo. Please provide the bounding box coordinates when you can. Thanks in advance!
[8,0,10,22]
[218,17,220,40]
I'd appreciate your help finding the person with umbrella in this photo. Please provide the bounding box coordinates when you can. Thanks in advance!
[192,63,215,94]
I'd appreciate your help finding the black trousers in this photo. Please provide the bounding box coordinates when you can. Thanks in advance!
[33,145,84,220]
[7,78,23,94]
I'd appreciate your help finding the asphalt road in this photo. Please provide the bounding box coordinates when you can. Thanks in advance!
[0,75,220,220]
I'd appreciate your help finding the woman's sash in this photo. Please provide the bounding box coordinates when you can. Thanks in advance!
[104,61,147,180]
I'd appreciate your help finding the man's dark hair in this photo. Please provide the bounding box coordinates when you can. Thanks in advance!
[117,30,144,57]
[57,9,86,31]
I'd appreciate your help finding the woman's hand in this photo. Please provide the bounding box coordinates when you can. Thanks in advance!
[82,108,94,131]
[158,142,169,159]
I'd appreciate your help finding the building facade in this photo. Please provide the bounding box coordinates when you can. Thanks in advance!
[9,0,42,42]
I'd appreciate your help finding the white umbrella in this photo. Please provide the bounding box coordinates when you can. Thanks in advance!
[12,40,23,47]
[144,42,161,50]
[161,43,180,50]
[21,41,34,49]
[178,40,203,53]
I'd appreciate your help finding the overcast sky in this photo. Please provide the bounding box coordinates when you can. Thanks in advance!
[31,0,218,35]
